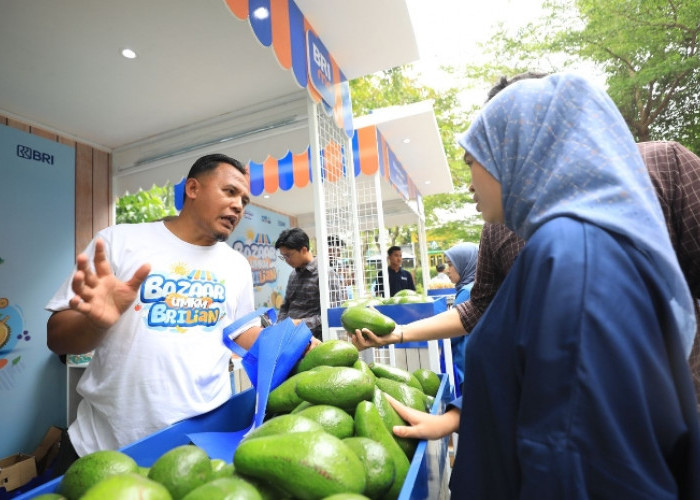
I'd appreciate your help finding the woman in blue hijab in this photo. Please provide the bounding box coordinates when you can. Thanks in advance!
[444,242,478,394]
[444,242,478,305]
[454,73,700,498]
[355,74,700,498]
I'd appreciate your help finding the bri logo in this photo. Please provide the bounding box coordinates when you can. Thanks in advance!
[16,144,54,165]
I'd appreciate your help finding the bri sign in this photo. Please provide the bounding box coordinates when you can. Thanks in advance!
[306,30,336,108]
[16,144,54,165]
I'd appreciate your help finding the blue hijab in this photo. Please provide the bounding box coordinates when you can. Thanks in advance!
[445,242,479,292]
[458,73,696,356]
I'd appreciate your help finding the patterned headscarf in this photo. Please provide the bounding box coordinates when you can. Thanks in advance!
[458,73,696,356]
[445,242,479,291]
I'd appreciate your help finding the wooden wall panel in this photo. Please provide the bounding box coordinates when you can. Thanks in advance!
[1,113,112,257]
[7,118,29,132]
[93,148,111,232]
[29,126,58,142]
[59,136,76,148]
[75,143,94,254]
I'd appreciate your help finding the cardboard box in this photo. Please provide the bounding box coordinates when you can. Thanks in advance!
[0,453,37,492]
[33,426,62,475]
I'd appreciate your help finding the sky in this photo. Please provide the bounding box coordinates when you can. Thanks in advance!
[404,0,604,107]
[405,0,545,91]
[403,0,546,219]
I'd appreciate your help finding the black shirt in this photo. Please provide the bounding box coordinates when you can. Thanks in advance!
[374,267,415,297]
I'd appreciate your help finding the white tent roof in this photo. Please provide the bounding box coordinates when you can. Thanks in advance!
[1,1,451,229]
[0,0,419,150]
[354,100,453,197]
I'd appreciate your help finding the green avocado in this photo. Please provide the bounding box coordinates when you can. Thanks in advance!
[295,340,359,373]
[343,437,395,500]
[182,477,262,500]
[369,362,423,391]
[412,368,441,397]
[290,400,314,414]
[295,366,375,411]
[381,296,401,305]
[233,472,291,500]
[242,414,323,441]
[340,307,396,336]
[397,295,430,304]
[266,371,309,413]
[59,450,139,500]
[296,405,355,439]
[375,378,427,412]
[352,359,376,384]
[234,431,366,500]
[353,401,410,500]
[341,297,382,308]
[373,388,417,459]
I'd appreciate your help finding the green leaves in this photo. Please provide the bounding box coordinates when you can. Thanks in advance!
[116,183,177,224]
[478,0,700,152]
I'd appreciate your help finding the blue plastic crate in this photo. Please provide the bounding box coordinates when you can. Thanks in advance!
[427,288,455,296]
[18,375,452,499]
[328,297,448,348]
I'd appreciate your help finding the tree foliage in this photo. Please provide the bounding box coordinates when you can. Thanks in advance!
[480,0,700,153]
[350,67,482,250]
[116,183,177,224]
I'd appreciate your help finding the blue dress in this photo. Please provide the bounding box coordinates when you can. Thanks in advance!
[450,283,473,396]
[450,218,700,499]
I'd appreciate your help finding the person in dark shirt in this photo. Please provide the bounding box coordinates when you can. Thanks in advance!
[275,228,344,340]
[374,245,415,297]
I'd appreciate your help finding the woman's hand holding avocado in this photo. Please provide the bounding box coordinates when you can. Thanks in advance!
[350,325,403,351]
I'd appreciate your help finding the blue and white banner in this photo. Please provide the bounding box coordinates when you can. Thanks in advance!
[0,124,75,457]
[227,205,292,310]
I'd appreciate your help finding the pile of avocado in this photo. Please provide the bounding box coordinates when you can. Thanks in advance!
[50,340,441,500]
[342,289,433,308]
[236,339,441,500]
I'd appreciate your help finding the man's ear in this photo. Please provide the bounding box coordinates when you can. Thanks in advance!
[184,177,199,201]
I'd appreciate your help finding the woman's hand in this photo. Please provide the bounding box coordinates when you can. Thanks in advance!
[386,394,460,440]
[349,326,401,351]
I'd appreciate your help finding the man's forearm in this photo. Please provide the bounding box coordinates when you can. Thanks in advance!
[47,310,108,355]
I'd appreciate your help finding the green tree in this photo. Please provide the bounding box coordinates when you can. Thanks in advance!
[350,67,482,249]
[483,0,700,152]
[116,183,177,224]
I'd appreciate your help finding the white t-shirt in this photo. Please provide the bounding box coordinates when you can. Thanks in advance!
[429,273,452,287]
[46,222,257,455]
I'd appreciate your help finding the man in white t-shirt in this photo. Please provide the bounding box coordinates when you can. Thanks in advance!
[46,154,268,469]
[429,263,452,288]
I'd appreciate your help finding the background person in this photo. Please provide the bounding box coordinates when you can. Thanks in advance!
[443,242,478,394]
[46,154,264,469]
[275,228,345,340]
[327,234,345,271]
[374,245,415,297]
[354,74,700,497]
[328,234,355,296]
[429,263,451,287]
